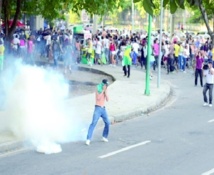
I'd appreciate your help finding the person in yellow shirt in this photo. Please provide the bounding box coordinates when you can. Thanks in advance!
[173,41,180,70]
[0,40,5,71]
[86,39,93,66]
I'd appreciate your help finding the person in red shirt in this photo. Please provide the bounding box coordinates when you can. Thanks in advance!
[109,39,117,66]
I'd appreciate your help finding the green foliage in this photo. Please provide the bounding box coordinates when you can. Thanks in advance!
[133,0,161,17]
[143,0,214,17]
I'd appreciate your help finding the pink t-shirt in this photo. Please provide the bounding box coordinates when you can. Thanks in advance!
[27,40,33,53]
[20,39,25,47]
[152,43,159,56]
[109,43,116,51]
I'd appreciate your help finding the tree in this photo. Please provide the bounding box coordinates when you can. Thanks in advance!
[1,0,127,40]
[135,0,214,44]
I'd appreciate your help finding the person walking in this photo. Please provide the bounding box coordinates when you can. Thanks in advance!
[51,38,62,68]
[109,39,117,66]
[86,39,93,66]
[203,61,214,107]
[86,79,110,145]
[195,51,204,87]
[122,43,132,78]
[152,38,159,71]
[27,36,35,65]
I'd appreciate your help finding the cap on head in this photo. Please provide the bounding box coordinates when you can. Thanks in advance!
[102,79,109,86]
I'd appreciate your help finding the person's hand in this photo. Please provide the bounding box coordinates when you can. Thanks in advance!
[103,85,108,93]
[103,85,107,90]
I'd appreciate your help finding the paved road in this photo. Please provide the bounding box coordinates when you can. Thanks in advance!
[0,68,214,175]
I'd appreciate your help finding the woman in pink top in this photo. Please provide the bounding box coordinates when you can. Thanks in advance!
[27,36,34,64]
[152,38,159,71]
[109,39,116,66]
[19,35,26,59]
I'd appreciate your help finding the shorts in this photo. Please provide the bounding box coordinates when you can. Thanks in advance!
[110,51,116,55]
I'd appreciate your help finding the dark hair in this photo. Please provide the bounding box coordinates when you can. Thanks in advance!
[102,79,109,85]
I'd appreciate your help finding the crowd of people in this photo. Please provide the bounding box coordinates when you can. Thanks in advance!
[0,26,214,80]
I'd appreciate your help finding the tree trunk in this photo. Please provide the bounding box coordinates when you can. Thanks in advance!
[3,0,22,40]
[198,0,214,46]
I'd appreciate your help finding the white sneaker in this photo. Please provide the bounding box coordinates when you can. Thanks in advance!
[203,103,208,106]
[85,140,90,145]
[209,104,212,107]
[102,137,108,142]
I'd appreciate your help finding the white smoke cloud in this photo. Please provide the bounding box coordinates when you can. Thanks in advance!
[0,60,86,154]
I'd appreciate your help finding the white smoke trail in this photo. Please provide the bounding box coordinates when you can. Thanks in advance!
[0,60,86,154]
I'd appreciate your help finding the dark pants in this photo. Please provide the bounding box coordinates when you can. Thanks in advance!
[203,83,213,104]
[153,56,158,71]
[195,69,203,86]
[140,56,147,69]
[123,65,130,77]
[167,57,172,73]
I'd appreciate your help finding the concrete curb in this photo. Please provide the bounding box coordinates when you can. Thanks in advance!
[0,140,24,155]
[111,85,174,123]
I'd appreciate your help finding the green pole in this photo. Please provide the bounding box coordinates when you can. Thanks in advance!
[145,14,152,95]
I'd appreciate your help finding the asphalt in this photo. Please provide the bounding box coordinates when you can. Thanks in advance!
[0,63,172,154]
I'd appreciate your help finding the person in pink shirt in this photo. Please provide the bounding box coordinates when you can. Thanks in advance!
[109,39,117,66]
[27,36,34,64]
[152,38,159,71]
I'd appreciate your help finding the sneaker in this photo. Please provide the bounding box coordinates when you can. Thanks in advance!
[102,137,108,142]
[85,140,90,145]
[209,104,212,107]
[203,103,208,106]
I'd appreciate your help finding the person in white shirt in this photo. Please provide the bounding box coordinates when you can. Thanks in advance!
[163,41,169,69]
[12,35,20,56]
[203,61,214,107]
[95,38,102,64]
[103,36,110,64]
[182,44,189,72]
[44,34,52,59]
[132,39,139,65]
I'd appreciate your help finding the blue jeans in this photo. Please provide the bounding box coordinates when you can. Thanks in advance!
[104,48,110,64]
[181,57,187,71]
[132,51,138,65]
[203,83,214,104]
[53,51,60,67]
[178,55,182,70]
[86,105,110,140]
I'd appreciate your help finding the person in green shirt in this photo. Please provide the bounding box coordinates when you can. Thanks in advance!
[122,43,132,78]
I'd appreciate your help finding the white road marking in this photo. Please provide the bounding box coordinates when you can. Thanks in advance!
[202,168,214,175]
[208,119,214,123]
[99,140,151,159]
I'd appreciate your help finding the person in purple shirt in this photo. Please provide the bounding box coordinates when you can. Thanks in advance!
[195,51,204,87]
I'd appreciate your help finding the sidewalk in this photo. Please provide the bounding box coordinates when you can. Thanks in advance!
[0,64,172,154]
